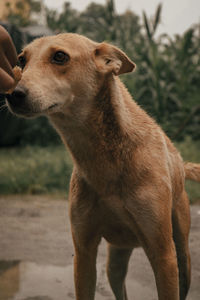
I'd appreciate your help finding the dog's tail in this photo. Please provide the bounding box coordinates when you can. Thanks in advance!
[184,162,200,182]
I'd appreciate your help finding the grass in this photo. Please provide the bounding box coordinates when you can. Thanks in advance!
[175,137,200,203]
[0,145,72,196]
[0,137,199,202]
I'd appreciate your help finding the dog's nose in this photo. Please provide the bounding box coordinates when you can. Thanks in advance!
[6,86,27,107]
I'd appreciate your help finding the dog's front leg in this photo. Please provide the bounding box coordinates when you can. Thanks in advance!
[73,242,99,300]
[72,229,101,300]
[69,173,101,299]
[125,194,179,300]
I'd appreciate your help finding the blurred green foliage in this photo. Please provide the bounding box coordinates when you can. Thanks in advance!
[5,0,41,27]
[0,0,199,146]
[0,145,72,195]
[0,138,199,200]
[175,137,200,202]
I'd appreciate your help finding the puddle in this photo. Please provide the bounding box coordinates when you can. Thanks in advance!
[0,260,75,300]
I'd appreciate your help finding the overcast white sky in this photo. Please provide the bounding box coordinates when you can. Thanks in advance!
[43,0,200,36]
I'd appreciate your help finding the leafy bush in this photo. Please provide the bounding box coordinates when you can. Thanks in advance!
[0,146,72,195]
[0,140,199,201]
[176,137,200,203]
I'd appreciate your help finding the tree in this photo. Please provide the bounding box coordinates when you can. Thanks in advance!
[46,2,79,33]
[73,0,117,42]
[4,0,41,27]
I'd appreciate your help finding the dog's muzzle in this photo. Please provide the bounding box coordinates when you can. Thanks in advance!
[6,86,28,108]
[5,85,36,117]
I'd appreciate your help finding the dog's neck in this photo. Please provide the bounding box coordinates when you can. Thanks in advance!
[49,76,143,183]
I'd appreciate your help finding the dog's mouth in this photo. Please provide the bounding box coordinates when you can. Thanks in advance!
[6,98,60,118]
[44,103,62,116]
[6,100,37,118]
[48,103,58,110]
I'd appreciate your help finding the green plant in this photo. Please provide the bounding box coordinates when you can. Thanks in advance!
[0,146,72,195]
[176,137,200,202]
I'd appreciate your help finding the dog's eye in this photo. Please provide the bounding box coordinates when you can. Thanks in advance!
[18,56,26,69]
[52,51,70,64]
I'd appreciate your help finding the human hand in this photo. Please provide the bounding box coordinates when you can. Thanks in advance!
[0,25,17,93]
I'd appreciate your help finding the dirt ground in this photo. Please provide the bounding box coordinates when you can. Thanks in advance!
[0,195,199,300]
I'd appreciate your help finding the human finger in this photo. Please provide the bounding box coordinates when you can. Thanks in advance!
[0,25,17,67]
[0,68,15,93]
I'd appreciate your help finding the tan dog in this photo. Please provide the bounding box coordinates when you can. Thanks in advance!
[6,33,200,300]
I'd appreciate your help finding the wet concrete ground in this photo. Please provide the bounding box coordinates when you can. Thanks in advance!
[0,196,199,300]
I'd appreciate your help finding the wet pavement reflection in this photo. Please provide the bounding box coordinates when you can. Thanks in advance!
[0,260,74,300]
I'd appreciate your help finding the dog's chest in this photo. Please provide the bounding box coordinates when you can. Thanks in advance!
[98,199,140,248]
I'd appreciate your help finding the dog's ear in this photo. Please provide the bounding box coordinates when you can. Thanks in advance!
[94,43,136,75]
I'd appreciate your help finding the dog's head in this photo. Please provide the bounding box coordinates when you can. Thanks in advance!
[6,33,135,118]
